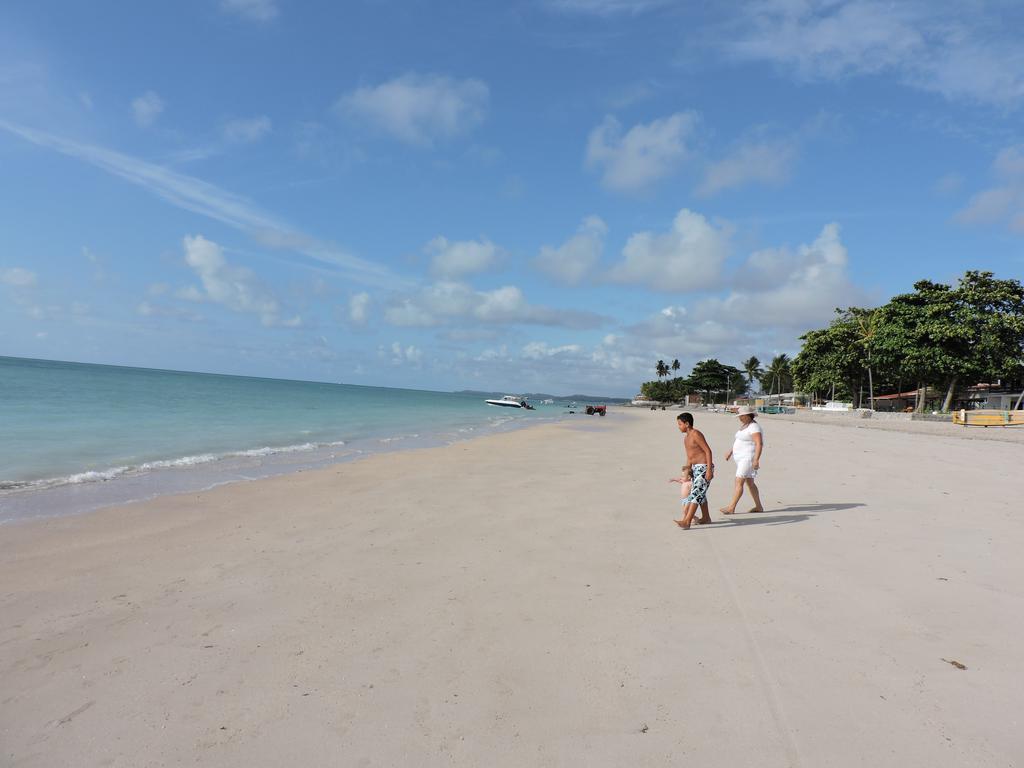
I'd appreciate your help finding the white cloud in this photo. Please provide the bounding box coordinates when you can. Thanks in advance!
[608,208,730,292]
[0,120,405,289]
[626,308,747,360]
[0,267,37,287]
[349,292,371,325]
[609,225,861,382]
[223,116,272,143]
[535,215,607,285]
[221,0,278,22]
[132,91,164,127]
[694,222,862,329]
[179,234,298,327]
[439,221,867,396]
[698,137,797,197]
[586,112,697,192]
[385,342,423,366]
[957,145,1024,233]
[339,73,489,146]
[384,281,605,329]
[475,286,539,323]
[474,345,510,362]
[454,333,654,396]
[727,1,1024,107]
[426,236,500,278]
[521,341,583,359]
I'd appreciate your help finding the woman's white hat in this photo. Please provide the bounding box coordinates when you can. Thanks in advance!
[736,405,756,416]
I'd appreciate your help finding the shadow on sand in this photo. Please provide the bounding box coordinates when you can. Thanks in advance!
[696,513,811,528]
[690,502,865,529]
[768,503,865,513]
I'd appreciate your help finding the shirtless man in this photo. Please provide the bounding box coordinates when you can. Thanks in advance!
[675,412,714,528]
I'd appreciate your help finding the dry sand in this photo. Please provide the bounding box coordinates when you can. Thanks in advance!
[2,410,1022,767]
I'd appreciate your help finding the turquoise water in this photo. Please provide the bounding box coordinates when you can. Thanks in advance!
[0,357,563,521]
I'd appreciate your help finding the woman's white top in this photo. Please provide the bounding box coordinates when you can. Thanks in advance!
[732,421,763,460]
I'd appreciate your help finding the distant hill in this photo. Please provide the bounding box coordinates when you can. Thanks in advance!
[454,390,630,403]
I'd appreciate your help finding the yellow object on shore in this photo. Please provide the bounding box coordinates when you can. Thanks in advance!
[952,408,1024,427]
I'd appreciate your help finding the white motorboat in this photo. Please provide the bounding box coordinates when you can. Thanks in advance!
[486,395,527,408]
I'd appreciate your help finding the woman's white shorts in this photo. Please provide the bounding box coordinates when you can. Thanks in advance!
[735,458,758,479]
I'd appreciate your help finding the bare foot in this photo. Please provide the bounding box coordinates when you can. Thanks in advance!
[719,507,736,515]
[675,519,691,529]
[696,516,712,525]
[749,507,767,513]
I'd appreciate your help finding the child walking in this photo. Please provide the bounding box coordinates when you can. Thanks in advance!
[669,465,703,529]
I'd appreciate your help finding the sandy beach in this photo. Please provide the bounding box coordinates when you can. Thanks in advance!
[2,409,1022,767]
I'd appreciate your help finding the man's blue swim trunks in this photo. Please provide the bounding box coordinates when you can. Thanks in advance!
[683,463,709,505]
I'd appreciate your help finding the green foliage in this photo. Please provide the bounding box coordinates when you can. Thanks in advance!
[640,376,693,403]
[795,271,1024,411]
[873,281,962,385]
[640,358,748,403]
[689,358,748,403]
[760,354,793,396]
[637,272,1023,413]
[955,270,1024,380]
[742,356,763,389]
[792,312,867,402]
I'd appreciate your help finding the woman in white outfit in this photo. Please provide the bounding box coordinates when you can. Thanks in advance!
[720,405,765,515]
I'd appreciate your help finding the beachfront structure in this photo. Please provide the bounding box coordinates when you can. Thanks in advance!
[967,390,1023,411]
[872,389,922,412]
[761,391,799,407]
[963,383,1024,411]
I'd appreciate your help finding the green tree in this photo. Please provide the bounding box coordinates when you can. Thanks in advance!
[857,271,1024,412]
[950,270,1024,409]
[640,376,693,403]
[671,359,681,374]
[655,360,669,379]
[852,308,878,409]
[760,354,793,401]
[792,316,863,405]
[874,280,966,411]
[791,271,1024,413]
[742,356,763,392]
[689,359,747,404]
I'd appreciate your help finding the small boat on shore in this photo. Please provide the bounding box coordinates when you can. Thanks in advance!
[485,395,529,408]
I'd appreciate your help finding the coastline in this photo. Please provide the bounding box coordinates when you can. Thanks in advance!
[2,409,1022,766]
[0,407,562,525]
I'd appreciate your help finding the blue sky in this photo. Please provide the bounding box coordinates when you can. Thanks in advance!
[1,0,1022,396]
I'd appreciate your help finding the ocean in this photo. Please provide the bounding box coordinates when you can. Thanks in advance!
[0,357,566,523]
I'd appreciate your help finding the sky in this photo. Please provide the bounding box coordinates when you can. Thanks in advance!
[1,0,1023,396]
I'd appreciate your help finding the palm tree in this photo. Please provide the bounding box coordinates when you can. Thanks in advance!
[742,356,763,392]
[655,360,668,379]
[853,309,877,410]
[762,354,792,403]
[671,359,681,375]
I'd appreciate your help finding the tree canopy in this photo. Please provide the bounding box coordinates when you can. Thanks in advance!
[794,271,1024,411]
[635,272,1023,412]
